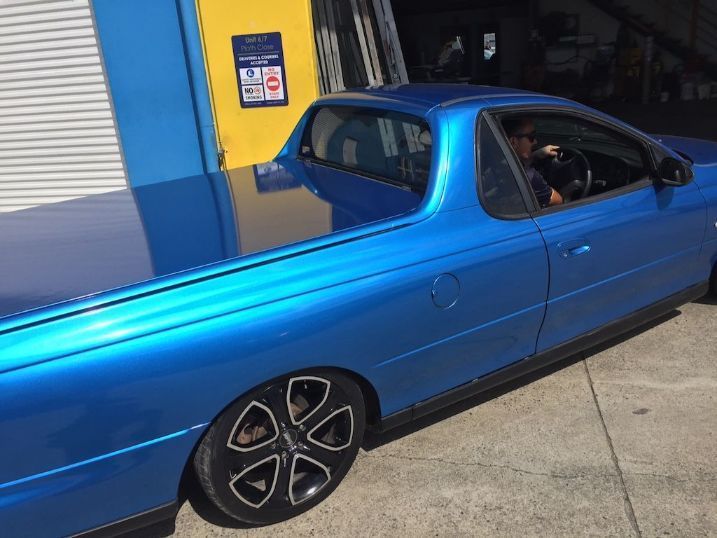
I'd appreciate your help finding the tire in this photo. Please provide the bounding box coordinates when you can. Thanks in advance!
[194,371,365,525]
[711,265,717,296]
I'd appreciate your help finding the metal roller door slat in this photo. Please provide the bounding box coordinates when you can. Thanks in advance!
[1,189,123,201]
[0,36,95,54]
[0,117,114,135]
[0,154,122,167]
[0,100,109,116]
[0,136,118,149]
[0,171,126,182]
[0,7,90,28]
[0,144,120,157]
[0,74,104,90]
[0,64,102,82]
[0,91,108,107]
[0,179,128,190]
[0,26,95,46]
[0,45,98,64]
[0,184,124,196]
[0,127,117,141]
[1,111,112,127]
[0,53,101,73]
[0,191,126,209]
[0,162,124,174]
[0,0,82,9]
[0,82,106,99]
[0,17,92,38]
[0,1,88,17]
[0,155,122,167]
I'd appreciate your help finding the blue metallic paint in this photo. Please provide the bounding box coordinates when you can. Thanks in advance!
[1,86,715,536]
[534,181,706,351]
[0,163,420,321]
[656,135,717,277]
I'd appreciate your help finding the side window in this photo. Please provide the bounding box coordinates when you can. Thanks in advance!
[300,106,432,193]
[478,117,528,217]
[531,115,651,200]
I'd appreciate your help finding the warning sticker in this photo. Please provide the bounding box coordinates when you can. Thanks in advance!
[232,32,289,108]
[262,66,285,101]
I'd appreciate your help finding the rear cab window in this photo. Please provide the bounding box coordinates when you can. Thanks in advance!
[299,106,432,194]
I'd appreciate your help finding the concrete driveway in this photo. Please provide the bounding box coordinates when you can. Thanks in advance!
[134,296,716,537]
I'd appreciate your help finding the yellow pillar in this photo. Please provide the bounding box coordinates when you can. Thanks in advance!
[196,0,320,169]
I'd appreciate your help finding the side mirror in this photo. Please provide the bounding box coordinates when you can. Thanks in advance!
[658,157,694,186]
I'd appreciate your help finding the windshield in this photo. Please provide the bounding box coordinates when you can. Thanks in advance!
[300,106,432,193]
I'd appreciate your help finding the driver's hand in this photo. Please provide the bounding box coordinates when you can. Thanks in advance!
[533,145,560,159]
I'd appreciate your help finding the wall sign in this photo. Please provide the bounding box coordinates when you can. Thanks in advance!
[232,32,289,108]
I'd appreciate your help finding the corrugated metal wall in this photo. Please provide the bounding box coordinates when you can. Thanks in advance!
[0,0,127,213]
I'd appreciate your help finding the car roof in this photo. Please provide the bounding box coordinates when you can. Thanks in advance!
[333,83,544,109]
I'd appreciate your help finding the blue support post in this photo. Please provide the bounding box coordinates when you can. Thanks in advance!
[176,0,220,173]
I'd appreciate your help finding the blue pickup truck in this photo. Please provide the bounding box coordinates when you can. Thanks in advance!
[1,84,716,536]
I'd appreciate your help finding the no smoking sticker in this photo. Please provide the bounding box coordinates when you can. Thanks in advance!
[242,84,264,101]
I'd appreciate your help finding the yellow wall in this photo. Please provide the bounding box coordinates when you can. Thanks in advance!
[197,0,319,169]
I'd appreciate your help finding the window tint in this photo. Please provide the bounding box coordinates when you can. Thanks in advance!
[533,116,647,170]
[478,117,527,217]
[499,112,652,208]
[300,106,432,193]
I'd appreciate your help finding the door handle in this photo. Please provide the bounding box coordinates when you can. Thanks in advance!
[557,239,591,258]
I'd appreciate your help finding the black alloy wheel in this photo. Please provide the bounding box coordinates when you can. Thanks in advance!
[194,371,365,524]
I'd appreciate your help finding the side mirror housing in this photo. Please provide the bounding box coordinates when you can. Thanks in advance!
[658,157,694,186]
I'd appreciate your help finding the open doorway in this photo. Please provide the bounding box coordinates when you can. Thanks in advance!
[388,0,529,86]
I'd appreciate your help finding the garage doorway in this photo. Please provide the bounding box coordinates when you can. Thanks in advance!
[389,0,530,87]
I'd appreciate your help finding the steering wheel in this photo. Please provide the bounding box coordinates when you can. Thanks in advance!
[550,148,592,202]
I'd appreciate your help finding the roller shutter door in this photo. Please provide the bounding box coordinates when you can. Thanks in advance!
[0,0,127,213]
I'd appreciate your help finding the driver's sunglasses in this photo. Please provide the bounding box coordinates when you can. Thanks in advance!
[515,131,537,143]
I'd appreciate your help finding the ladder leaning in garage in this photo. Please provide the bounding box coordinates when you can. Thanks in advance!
[311,0,408,94]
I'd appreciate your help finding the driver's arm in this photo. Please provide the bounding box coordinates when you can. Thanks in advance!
[533,144,560,160]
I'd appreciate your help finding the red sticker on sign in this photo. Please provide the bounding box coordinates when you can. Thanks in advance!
[266,76,281,92]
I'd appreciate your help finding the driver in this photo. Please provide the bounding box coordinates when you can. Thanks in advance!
[503,117,563,208]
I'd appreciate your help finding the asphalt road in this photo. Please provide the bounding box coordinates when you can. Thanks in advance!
[132,295,716,537]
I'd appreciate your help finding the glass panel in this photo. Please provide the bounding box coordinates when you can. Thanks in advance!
[301,106,432,192]
[479,117,527,217]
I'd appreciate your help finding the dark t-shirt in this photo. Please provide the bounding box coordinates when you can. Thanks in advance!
[525,165,553,207]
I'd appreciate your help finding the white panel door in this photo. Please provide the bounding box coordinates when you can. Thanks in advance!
[0,0,127,212]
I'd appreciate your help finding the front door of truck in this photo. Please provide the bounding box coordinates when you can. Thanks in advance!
[516,112,706,352]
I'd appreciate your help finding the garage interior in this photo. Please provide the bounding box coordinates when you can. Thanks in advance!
[312,0,717,140]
